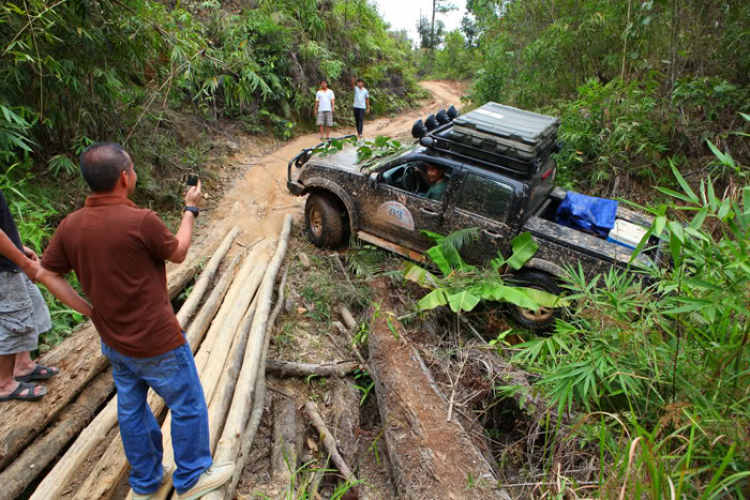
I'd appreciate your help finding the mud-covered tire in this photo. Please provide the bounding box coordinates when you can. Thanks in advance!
[509,270,562,332]
[305,193,346,249]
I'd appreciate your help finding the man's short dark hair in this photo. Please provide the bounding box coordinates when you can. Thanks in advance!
[79,142,132,193]
[357,78,364,84]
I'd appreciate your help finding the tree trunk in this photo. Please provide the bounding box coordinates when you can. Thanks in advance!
[0,367,115,500]
[0,262,199,473]
[367,279,509,500]
[266,360,360,378]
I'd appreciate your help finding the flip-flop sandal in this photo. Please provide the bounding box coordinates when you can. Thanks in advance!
[0,381,47,402]
[14,364,60,382]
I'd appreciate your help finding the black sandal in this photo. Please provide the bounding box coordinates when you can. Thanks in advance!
[0,381,47,402]
[14,364,60,382]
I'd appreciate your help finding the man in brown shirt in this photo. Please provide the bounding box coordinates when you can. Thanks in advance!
[38,143,234,500]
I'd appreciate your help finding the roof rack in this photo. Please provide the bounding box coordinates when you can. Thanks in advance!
[420,127,542,180]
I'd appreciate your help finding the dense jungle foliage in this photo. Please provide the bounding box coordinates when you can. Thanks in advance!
[419,1,750,496]
[0,0,423,214]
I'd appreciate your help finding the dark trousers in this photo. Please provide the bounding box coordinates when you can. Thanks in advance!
[354,108,365,136]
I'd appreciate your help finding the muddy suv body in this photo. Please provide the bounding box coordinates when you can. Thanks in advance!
[287,105,665,329]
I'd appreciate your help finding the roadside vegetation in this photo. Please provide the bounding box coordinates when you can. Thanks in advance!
[413,1,750,496]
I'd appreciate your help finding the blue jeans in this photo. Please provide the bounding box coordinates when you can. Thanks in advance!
[101,340,212,495]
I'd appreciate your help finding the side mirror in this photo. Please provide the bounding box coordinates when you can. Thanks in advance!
[368,172,378,188]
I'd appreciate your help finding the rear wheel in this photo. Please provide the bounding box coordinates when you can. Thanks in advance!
[509,270,562,332]
[305,193,346,249]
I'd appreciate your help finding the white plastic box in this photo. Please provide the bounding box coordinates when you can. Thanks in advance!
[607,219,648,250]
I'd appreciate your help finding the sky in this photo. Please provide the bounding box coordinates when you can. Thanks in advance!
[375,0,468,47]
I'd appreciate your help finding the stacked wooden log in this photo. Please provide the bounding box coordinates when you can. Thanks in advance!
[0,216,294,500]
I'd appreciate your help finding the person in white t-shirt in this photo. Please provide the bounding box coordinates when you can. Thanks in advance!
[351,76,370,140]
[315,80,335,140]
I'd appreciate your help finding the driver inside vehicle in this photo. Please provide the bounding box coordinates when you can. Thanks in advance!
[420,163,448,201]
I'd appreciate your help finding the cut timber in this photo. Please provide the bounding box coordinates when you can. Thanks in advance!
[332,379,360,467]
[226,267,288,499]
[166,247,205,300]
[70,256,243,500]
[145,244,271,500]
[0,367,115,500]
[270,385,300,482]
[266,360,360,378]
[206,301,257,453]
[176,226,240,326]
[304,402,356,483]
[29,394,119,500]
[0,262,199,473]
[202,214,293,500]
[368,279,509,500]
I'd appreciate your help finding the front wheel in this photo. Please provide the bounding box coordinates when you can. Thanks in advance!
[508,270,562,332]
[305,194,346,249]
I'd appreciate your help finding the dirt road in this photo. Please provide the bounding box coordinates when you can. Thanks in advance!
[199,81,464,250]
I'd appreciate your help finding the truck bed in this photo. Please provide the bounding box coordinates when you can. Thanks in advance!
[522,188,661,272]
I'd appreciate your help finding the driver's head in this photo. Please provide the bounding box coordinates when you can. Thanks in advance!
[426,164,445,184]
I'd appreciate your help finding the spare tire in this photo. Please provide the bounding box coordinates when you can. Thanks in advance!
[305,193,346,249]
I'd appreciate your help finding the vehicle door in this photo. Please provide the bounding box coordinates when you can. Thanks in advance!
[359,156,459,252]
[446,170,517,265]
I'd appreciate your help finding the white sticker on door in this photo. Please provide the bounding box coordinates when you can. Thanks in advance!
[377,201,415,231]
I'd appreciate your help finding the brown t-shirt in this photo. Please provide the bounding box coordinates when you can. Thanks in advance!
[41,195,184,358]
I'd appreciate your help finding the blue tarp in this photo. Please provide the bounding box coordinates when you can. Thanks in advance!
[556,192,618,237]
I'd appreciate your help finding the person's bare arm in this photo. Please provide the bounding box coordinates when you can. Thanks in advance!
[331,97,335,113]
[366,97,370,113]
[36,267,92,317]
[351,76,356,88]
[0,229,36,281]
[169,181,202,264]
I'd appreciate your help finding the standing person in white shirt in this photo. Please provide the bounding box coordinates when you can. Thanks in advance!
[315,80,335,140]
[351,76,370,140]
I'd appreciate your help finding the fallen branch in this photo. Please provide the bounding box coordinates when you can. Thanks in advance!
[304,401,356,483]
[267,360,360,379]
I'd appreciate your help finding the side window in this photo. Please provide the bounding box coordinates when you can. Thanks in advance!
[456,173,514,222]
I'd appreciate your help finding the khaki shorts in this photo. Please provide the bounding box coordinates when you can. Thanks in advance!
[0,272,52,355]
[317,110,333,127]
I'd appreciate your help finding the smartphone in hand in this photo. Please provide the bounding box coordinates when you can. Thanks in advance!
[187,174,199,187]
